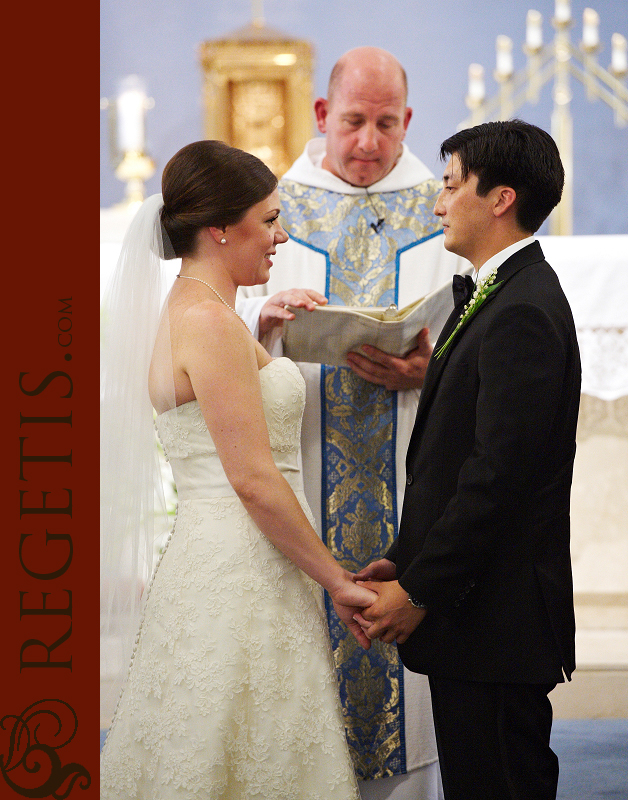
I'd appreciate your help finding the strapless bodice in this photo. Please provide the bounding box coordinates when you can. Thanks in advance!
[154,357,305,498]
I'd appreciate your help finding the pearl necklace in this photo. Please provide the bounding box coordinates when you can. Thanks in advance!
[176,274,248,328]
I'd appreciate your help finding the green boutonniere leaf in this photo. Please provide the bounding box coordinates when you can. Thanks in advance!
[434,278,503,360]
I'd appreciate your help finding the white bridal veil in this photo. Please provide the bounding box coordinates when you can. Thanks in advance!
[100,194,176,720]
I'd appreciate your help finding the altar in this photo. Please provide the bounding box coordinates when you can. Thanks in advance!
[536,235,628,717]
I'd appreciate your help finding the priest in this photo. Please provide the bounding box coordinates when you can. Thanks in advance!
[238,46,469,800]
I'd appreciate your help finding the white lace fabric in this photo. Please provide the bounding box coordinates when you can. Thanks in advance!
[101,359,360,799]
[578,326,628,401]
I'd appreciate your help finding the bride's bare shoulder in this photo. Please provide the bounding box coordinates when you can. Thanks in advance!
[178,302,254,369]
[171,298,241,338]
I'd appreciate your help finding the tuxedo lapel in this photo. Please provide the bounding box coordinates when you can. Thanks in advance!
[409,242,545,454]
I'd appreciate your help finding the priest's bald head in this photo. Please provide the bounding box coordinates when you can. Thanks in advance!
[313,47,413,187]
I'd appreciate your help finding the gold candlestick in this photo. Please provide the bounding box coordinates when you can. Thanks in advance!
[457,4,628,234]
[101,75,156,207]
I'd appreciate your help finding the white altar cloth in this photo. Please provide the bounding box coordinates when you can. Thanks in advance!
[538,235,628,401]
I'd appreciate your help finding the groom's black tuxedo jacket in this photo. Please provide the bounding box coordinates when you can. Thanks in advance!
[388,241,580,685]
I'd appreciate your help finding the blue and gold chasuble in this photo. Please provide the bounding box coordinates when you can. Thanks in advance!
[279,179,443,779]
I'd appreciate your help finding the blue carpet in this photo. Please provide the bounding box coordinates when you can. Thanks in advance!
[100,719,628,797]
[552,719,628,799]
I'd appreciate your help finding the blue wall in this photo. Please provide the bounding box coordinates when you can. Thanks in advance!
[100,0,628,234]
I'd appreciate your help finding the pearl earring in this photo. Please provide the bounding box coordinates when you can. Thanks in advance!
[220,237,227,244]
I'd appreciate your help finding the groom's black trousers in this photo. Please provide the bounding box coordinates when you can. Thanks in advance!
[428,675,559,800]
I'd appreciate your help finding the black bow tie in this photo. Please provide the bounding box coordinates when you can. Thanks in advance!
[452,274,475,308]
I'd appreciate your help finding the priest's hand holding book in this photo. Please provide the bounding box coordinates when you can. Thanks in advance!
[345,327,432,390]
[279,279,456,390]
[258,287,328,338]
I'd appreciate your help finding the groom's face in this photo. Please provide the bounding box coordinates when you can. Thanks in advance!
[434,155,493,267]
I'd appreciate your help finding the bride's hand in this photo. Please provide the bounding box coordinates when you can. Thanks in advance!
[329,573,378,650]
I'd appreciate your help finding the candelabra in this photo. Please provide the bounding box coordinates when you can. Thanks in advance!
[101,75,156,207]
[459,2,628,235]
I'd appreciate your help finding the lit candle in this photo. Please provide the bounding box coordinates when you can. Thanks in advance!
[526,10,543,51]
[611,33,628,74]
[554,0,571,24]
[252,0,265,26]
[582,8,599,49]
[468,63,485,101]
[496,35,514,78]
[116,75,147,153]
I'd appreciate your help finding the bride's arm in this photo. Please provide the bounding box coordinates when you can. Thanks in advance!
[177,302,375,646]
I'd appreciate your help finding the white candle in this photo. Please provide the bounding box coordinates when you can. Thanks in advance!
[116,75,146,153]
[496,35,513,78]
[582,8,599,49]
[611,33,628,74]
[526,10,543,51]
[468,63,485,101]
[554,0,571,24]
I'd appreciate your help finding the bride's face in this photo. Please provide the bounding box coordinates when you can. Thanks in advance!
[226,188,288,286]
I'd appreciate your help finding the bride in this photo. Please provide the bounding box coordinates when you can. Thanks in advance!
[100,140,375,798]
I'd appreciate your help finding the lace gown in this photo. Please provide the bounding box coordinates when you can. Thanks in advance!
[100,358,360,799]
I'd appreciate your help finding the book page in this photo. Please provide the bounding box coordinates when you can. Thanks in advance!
[283,279,455,365]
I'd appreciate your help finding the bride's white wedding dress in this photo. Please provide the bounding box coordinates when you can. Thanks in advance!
[100,358,360,799]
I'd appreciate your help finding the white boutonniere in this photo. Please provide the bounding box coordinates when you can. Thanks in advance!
[434,267,503,359]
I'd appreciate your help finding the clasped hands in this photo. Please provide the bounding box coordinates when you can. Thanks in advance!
[259,289,432,390]
[335,559,427,649]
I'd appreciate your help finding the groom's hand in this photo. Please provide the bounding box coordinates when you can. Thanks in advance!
[353,580,426,644]
[353,558,396,582]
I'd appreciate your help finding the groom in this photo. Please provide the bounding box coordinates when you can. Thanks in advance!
[354,120,580,799]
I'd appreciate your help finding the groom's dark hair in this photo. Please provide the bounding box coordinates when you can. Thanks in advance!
[440,120,564,233]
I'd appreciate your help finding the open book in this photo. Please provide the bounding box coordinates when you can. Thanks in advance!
[282,277,456,366]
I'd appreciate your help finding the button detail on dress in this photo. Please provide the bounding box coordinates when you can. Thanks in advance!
[406,473,414,486]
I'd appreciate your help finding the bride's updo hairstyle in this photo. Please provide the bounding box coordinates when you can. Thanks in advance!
[160,140,278,260]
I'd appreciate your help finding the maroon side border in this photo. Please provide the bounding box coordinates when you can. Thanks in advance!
[3,3,100,797]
